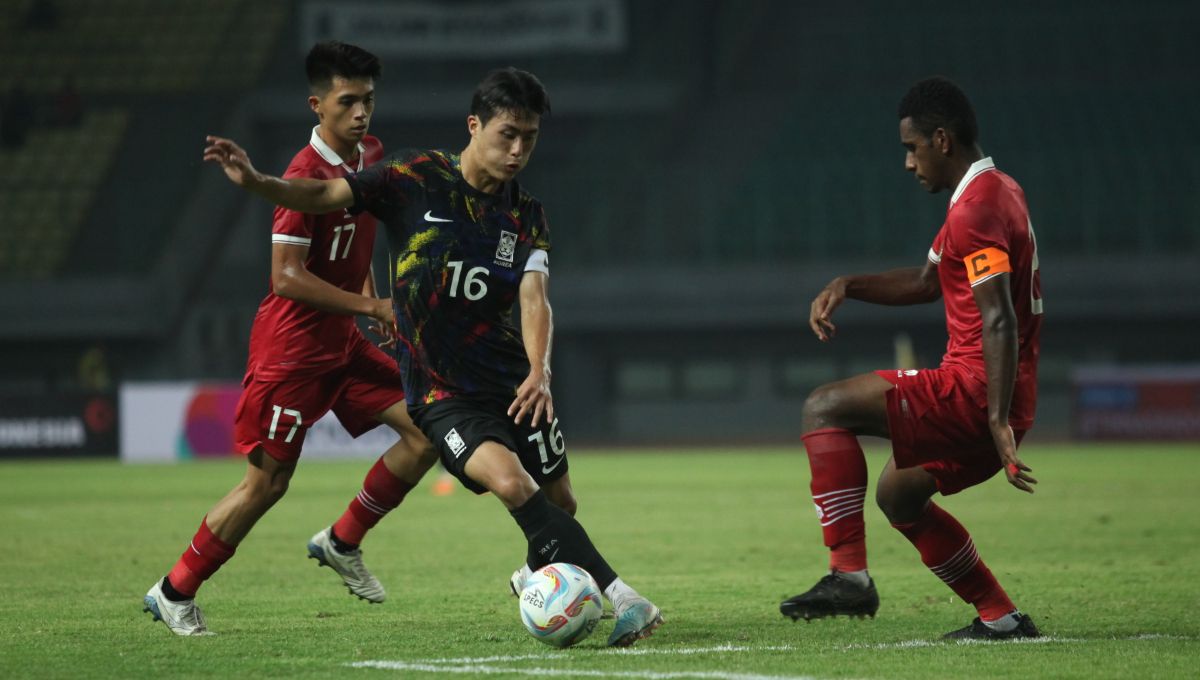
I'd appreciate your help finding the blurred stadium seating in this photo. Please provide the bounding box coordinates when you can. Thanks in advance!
[2,0,1197,446]
[0,109,127,278]
[0,0,284,94]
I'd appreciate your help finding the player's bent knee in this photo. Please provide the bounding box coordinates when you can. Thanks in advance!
[487,473,539,508]
[249,473,291,505]
[875,469,935,524]
[874,489,905,524]
[553,494,577,517]
[802,383,841,428]
[244,449,295,505]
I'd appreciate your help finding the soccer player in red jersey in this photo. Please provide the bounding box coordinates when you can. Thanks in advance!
[143,42,437,636]
[780,77,1043,639]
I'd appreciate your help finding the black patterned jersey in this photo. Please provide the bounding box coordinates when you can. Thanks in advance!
[345,150,550,405]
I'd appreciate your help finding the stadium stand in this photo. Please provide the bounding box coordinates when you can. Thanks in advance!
[0,108,127,278]
[0,0,284,279]
[3,0,1197,443]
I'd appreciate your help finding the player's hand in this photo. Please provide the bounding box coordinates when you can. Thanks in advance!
[203,135,260,187]
[993,423,1037,493]
[508,368,553,428]
[809,278,848,342]
[366,298,397,349]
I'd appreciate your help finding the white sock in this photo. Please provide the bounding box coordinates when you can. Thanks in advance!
[834,569,871,589]
[518,564,532,581]
[603,577,638,612]
[982,610,1020,632]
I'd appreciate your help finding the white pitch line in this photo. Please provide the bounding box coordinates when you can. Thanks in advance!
[843,634,1198,650]
[600,644,796,657]
[351,645,810,680]
[350,661,819,680]
[395,653,570,664]
[350,636,1197,678]
[403,645,797,665]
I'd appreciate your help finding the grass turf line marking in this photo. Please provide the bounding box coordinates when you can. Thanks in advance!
[843,634,1198,650]
[351,645,813,680]
[395,653,569,664]
[601,645,796,657]
[397,646,798,664]
[350,661,818,680]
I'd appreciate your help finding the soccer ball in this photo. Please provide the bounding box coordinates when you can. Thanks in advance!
[518,563,603,647]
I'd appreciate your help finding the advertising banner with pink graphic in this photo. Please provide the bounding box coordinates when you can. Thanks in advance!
[119,382,398,462]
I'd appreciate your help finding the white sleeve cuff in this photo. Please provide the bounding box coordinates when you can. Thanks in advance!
[525,249,550,275]
[272,234,312,246]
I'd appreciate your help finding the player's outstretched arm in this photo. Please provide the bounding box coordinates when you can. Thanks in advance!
[973,272,1037,493]
[809,261,941,341]
[203,135,354,214]
[271,243,391,322]
[509,271,553,428]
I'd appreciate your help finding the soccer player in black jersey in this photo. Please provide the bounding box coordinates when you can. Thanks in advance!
[203,68,662,647]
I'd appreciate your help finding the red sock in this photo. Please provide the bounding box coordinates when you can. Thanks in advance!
[892,503,1015,621]
[332,457,415,545]
[166,517,236,598]
[802,427,868,572]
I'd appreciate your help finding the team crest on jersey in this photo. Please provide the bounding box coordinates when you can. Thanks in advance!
[494,230,518,267]
[445,428,467,458]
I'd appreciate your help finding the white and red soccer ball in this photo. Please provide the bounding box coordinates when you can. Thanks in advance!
[518,563,603,647]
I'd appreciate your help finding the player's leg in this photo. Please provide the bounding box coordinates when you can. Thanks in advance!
[308,337,439,601]
[878,455,1039,639]
[464,442,662,646]
[144,372,327,635]
[509,469,578,596]
[781,372,890,621]
[310,401,437,602]
[329,401,438,546]
[144,447,296,635]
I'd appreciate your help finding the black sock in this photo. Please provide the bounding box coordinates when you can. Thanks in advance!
[161,576,191,602]
[329,527,359,553]
[509,489,618,590]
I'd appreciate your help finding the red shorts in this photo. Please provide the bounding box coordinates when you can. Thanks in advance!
[234,333,406,462]
[876,366,1027,495]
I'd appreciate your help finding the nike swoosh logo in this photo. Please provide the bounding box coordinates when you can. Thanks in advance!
[541,457,564,475]
[424,210,452,222]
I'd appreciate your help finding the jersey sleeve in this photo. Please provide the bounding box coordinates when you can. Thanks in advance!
[527,202,552,274]
[345,149,427,222]
[530,202,551,252]
[946,201,1012,287]
[928,227,946,266]
[271,161,318,247]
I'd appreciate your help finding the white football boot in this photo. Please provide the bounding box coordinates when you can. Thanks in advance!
[307,527,386,603]
[607,597,663,647]
[143,580,214,636]
[509,564,532,596]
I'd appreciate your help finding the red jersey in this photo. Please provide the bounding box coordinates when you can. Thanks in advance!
[245,128,384,381]
[929,157,1043,428]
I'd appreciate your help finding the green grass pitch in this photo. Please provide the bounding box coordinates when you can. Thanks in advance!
[1,443,1198,679]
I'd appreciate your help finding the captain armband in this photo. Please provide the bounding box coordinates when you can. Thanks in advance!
[965,247,1010,286]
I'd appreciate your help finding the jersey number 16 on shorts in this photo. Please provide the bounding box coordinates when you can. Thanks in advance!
[527,418,565,474]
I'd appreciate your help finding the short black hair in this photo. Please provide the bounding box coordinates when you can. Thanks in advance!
[305,41,381,94]
[897,76,978,148]
[470,67,551,127]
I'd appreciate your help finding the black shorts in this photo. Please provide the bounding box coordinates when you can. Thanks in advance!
[410,397,569,495]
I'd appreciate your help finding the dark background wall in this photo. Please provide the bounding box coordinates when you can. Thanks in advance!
[2,0,1197,444]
